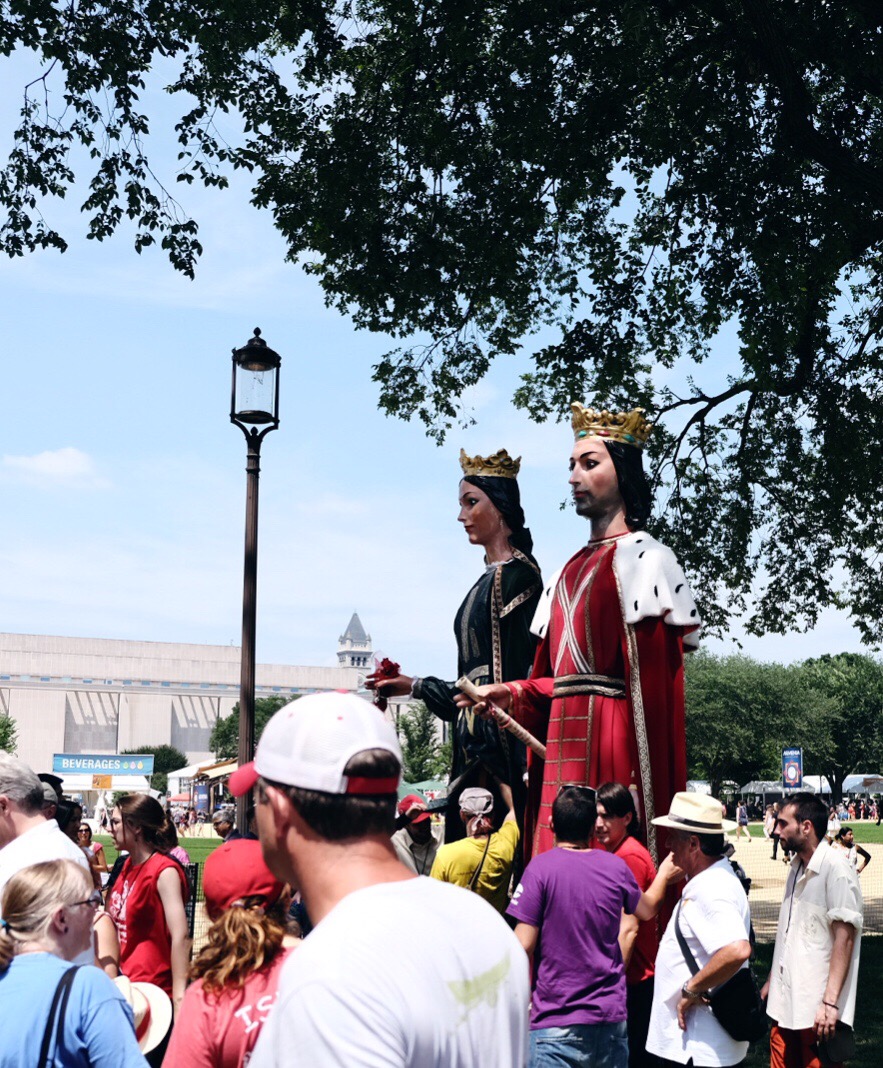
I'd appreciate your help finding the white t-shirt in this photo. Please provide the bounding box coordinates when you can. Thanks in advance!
[647,859,751,1066]
[0,819,90,916]
[250,876,530,1067]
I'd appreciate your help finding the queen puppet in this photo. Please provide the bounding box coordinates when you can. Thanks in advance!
[369,449,542,849]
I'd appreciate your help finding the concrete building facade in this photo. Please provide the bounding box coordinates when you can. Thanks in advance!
[0,630,368,775]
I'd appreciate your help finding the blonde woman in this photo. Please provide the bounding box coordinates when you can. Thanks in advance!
[0,859,146,1067]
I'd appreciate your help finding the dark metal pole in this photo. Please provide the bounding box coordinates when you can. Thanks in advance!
[236,429,262,833]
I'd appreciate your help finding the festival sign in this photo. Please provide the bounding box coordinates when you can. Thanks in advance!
[782,747,803,789]
[52,753,155,776]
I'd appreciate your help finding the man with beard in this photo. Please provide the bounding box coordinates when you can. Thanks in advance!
[457,405,700,868]
[763,792,863,1068]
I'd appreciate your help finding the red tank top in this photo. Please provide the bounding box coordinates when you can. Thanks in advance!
[107,852,189,994]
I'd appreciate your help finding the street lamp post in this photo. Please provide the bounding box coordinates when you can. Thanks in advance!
[230,328,281,832]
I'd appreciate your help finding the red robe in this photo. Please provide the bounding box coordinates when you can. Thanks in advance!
[505,533,698,865]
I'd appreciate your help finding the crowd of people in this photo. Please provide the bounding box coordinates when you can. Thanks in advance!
[0,697,868,1068]
[0,406,868,1065]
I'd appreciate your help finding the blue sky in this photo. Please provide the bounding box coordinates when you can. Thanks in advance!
[0,62,868,675]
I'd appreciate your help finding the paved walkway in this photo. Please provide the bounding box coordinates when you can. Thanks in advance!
[731,835,881,941]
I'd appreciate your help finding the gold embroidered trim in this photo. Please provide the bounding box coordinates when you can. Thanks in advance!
[500,582,542,618]
[552,674,626,699]
[612,562,658,865]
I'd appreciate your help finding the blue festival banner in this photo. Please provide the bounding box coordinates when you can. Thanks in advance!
[782,747,803,789]
[194,783,210,813]
[52,753,155,776]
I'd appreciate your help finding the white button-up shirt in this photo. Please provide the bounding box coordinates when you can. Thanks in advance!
[647,858,751,1066]
[767,840,863,1029]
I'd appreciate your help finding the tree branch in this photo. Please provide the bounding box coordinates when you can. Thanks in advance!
[739,0,883,208]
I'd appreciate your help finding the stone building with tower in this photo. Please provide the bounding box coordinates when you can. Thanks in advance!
[0,617,378,776]
[337,612,373,669]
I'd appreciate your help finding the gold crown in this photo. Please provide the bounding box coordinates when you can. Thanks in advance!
[570,404,652,448]
[459,448,521,479]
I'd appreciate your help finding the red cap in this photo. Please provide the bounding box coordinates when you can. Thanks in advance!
[202,840,284,921]
[397,793,431,823]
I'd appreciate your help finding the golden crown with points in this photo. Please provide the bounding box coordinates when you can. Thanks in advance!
[459,448,521,479]
[570,404,652,448]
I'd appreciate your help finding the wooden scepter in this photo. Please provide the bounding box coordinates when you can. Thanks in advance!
[456,676,547,759]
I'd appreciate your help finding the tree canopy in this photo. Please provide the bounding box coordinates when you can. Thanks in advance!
[209,695,292,761]
[121,743,187,793]
[0,714,17,755]
[395,701,451,783]
[5,2,883,636]
[685,650,883,800]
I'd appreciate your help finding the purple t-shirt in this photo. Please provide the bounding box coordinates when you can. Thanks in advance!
[507,847,641,1029]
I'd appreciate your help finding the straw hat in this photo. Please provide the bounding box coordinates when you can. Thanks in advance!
[651,792,737,835]
[113,976,172,1053]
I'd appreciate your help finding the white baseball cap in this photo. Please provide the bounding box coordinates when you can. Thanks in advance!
[229,691,402,797]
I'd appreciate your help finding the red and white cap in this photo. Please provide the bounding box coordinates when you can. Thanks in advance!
[228,691,402,797]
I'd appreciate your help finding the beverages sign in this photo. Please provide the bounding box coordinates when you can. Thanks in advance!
[52,753,155,776]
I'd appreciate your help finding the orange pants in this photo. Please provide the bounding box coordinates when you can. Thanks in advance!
[770,1024,840,1068]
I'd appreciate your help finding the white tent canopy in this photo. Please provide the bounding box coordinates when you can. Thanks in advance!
[168,760,217,795]
[842,773,883,794]
[802,775,832,795]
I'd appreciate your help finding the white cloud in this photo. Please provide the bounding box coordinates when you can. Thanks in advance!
[1,447,110,489]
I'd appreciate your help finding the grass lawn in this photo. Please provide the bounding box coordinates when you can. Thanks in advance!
[742,939,880,1068]
[96,835,223,900]
[747,822,883,844]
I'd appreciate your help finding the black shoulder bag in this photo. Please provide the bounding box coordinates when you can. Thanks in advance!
[39,965,81,1068]
[675,902,768,1043]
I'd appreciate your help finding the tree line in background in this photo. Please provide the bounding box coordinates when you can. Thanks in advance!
[211,656,883,807]
[0,714,17,755]
[686,651,883,802]
[5,652,878,802]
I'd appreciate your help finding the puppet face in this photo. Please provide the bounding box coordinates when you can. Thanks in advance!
[568,441,623,520]
[458,480,509,547]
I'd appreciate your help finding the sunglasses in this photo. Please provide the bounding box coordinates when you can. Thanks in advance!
[557,783,597,799]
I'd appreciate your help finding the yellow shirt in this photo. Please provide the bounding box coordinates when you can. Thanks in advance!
[429,821,520,913]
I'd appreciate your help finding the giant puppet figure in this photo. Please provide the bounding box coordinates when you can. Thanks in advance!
[458,406,699,864]
[369,448,542,845]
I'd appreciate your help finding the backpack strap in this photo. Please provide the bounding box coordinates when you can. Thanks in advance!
[39,965,80,1068]
[674,901,700,976]
[468,834,493,892]
[675,900,757,974]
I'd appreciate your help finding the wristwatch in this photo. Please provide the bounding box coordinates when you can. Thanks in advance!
[682,984,709,1004]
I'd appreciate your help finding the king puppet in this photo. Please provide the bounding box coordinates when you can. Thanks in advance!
[457,404,700,864]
